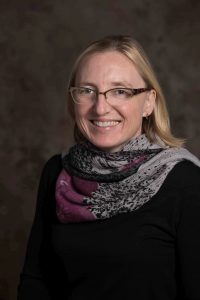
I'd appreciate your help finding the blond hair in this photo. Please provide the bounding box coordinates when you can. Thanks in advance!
[67,35,184,147]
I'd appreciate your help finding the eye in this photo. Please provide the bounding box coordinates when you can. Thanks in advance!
[116,89,126,94]
[113,88,133,98]
[79,87,95,95]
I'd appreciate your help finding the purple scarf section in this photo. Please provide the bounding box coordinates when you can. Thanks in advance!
[56,170,98,223]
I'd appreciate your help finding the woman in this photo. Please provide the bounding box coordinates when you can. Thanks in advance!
[18,35,200,300]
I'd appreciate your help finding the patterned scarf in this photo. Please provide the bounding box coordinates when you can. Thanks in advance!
[55,135,200,223]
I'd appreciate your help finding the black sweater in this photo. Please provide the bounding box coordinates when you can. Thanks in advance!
[18,155,200,300]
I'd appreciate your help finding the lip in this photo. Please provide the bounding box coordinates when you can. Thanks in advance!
[89,119,122,131]
[91,120,121,127]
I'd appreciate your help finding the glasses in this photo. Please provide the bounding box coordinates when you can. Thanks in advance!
[69,87,150,105]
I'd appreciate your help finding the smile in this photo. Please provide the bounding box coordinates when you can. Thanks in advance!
[92,121,120,127]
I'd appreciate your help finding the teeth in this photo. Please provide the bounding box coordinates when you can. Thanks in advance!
[93,121,119,127]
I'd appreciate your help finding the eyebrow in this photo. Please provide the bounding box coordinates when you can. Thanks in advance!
[77,81,133,88]
[110,81,132,87]
[78,82,97,87]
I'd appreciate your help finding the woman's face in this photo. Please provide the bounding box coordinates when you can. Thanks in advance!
[74,51,155,152]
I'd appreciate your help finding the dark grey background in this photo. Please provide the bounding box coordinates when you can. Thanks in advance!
[0,0,199,299]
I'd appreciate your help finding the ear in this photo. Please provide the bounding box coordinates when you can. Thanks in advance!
[142,89,156,117]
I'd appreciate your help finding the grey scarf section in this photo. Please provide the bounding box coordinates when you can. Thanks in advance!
[62,135,200,220]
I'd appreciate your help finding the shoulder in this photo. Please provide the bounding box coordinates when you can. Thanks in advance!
[164,160,200,190]
[39,154,63,188]
[157,161,200,225]
[42,154,62,172]
[170,162,200,235]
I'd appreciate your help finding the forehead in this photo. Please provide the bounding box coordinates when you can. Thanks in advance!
[75,51,144,85]
[77,51,136,72]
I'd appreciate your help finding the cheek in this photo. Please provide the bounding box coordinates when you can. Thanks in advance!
[74,105,88,121]
[74,101,95,117]
[120,101,145,122]
[74,106,92,135]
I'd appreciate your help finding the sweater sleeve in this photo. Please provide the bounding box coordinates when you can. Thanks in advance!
[17,155,68,300]
[175,162,200,299]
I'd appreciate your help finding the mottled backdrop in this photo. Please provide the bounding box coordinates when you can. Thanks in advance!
[0,0,199,299]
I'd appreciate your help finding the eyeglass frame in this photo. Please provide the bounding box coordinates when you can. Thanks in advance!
[69,86,151,105]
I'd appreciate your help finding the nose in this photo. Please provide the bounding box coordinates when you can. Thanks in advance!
[92,93,111,115]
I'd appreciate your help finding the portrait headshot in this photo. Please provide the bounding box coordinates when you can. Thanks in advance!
[0,1,199,300]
